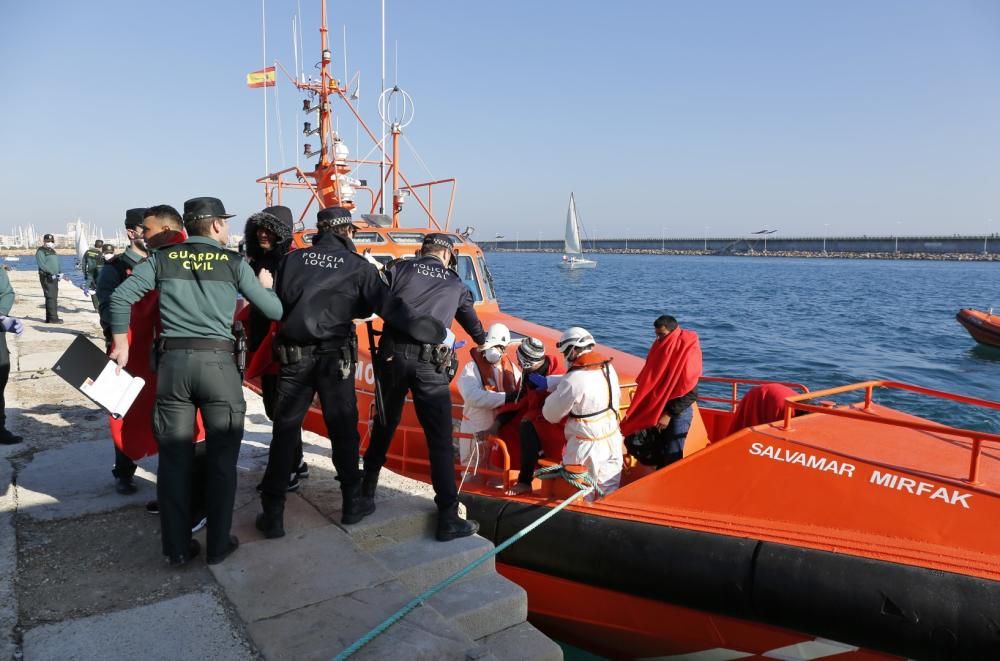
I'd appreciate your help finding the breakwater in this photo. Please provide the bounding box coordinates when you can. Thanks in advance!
[484,235,999,260]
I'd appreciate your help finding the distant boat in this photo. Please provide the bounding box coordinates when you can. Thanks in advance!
[558,193,596,269]
[956,308,1000,348]
[75,219,88,263]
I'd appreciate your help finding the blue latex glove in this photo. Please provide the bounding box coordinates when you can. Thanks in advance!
[0,317,23,336]
[453,340,466,350]
[528,373,547,390]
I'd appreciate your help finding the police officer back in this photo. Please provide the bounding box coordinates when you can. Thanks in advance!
[110,197,282,566]
[256,206,386,537]
[363,233,487,541]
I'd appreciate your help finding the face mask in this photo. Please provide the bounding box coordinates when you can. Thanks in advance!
[103,254,114,261]
[44,242,54,248]
[483,347,503,364]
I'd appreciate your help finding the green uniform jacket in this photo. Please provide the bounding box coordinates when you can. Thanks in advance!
[82,248,101,274]
[96,247,144,335]
[35,247,59,275]
[0,268,14,316]
[109,236,282,340]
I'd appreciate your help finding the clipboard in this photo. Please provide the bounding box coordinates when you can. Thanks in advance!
[52,335,145,419]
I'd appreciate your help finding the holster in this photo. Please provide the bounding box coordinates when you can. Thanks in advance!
[273,339,302,366]
[233,321,248,375]
[428,344,455,376]
[335,333,358,380]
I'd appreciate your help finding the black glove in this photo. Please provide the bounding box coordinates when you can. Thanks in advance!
[496,411,516,427]
[504,391,518,404]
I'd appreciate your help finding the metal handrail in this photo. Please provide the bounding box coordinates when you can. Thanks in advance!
[781,380,1000,484]
[697,376,810,411]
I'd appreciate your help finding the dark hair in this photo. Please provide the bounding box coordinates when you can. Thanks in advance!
[144,205,183,229]
[654,315,678,331]
[94,239,104,248]
[184,217,216,236]
[331,224,355,239]
[316,217,336,235]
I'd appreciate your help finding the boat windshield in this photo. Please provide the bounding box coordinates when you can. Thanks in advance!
[477,255,496,300]
[457,255,483,302]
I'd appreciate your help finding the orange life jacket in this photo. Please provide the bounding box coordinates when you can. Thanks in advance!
[469,347,518,393]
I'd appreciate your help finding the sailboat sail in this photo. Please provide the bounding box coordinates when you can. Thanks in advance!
[564,194,583,255]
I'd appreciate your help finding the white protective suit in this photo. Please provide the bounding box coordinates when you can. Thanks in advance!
[542,357,624,495]
[457,357,521,468]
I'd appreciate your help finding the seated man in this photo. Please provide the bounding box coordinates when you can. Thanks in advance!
[504,337,564,494]
[541,327,624,496]
[620,315,702,467]
[456,323,520,477]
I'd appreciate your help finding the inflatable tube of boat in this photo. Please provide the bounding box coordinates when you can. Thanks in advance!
[463,494,1000,660]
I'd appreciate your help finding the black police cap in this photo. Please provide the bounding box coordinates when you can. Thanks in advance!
[317,206,359,228]
[183,197,235,223]
[422,233,455,252]
[43,233,55,242]
[125,208,147,228]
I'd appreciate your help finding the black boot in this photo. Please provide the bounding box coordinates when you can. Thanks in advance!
[341,483,375,525]
[436,503,479,542]
[358,468,380,514]
[255,494,285,539]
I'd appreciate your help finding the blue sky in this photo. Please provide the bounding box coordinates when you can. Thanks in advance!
[2,1,998,240]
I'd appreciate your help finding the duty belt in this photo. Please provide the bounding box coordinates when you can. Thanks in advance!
[159,338,235,352]
[385,338,456,376]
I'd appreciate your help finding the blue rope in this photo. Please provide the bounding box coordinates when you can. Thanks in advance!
[333,466,595,660]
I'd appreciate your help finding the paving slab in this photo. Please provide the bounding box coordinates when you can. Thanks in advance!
[477,621,564,661]
[15,438,157,520]
[427,572,527,640]
[0,459,16,660]
[247,579,479,661]
[229,491,332,545]
[343,494,437,551]
[22,591,254,661]
[372,533,495,594]
[210,524,388,623]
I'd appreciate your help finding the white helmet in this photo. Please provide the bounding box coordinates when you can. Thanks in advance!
[556,326,595,356]
[482,323,511,349]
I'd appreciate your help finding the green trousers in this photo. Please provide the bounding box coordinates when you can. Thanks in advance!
[153,349,246,559]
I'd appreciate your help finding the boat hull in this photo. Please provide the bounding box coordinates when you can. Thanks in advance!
[465,492,1000,660]
[956,308,1000,348]
[558,257,597,269]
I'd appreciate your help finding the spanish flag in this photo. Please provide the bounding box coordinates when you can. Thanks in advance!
[246,66,276,88]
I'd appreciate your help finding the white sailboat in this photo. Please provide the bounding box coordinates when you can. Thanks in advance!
[558,193,597,269]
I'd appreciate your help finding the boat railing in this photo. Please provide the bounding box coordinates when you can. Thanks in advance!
[782,380,1000,485]
[697,376,810,411]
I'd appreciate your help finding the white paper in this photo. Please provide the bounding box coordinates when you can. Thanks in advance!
[79,362,145,418]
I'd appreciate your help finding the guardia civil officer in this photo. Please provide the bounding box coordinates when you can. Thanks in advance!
[35,234,62,323]
[363,233,487,541]
[256,206,386,537]
[109,197,282,566]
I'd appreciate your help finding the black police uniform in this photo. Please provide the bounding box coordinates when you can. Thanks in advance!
[35,239,60,323]
[257,229,386,534]
[363,241,487,539]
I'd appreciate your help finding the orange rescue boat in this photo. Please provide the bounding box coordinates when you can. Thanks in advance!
[244,5,1000,658]
[956,308,1000,349]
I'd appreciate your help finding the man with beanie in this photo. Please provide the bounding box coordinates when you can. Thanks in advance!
[35,233,61,323]
[256,206,385,538]
[242,206,306,488]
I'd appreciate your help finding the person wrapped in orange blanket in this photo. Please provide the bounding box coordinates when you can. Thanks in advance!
[620,315,702,467]
[726,383,798,436]
[97,205,206,520]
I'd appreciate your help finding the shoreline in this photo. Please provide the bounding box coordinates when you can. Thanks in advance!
[487,248,999,261]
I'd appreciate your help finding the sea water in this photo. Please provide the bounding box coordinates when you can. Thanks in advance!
[487,252,999,432]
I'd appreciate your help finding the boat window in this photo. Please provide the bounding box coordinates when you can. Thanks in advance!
[301,231,317,245]
[369,255,394,265]
[353,232,385,244]
[477,255,496,300]
[388,232,425,245]
[456,255,482,302]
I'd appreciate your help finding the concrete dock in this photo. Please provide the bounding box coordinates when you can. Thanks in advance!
[0,269,562,660]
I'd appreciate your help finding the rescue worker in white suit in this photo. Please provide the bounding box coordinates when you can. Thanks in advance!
[534,326,624,495]
[457,323,522,476]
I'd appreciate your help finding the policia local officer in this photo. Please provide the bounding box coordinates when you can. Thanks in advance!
[110,197,283,566]
[363,233,488,541]
[256,206,386,537]
[35,233,62,323]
